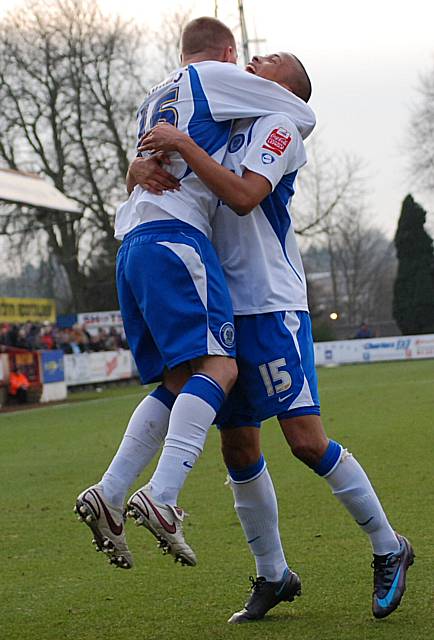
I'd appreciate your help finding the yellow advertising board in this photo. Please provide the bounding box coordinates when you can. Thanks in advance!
[0,297,56,323]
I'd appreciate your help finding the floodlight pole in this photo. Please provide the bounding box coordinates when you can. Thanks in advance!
[238,0,250,65]
[214,0,218,18]
[238,0,266,66]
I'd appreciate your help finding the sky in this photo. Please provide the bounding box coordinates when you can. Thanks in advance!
[1,0,433,236]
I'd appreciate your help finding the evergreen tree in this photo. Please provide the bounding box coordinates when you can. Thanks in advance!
[393,194,434,334]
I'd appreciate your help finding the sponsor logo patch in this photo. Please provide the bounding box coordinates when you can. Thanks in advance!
[219,322,235,349]
[228,133,245,153]
[262,127,292,156]
[261,153,275,164]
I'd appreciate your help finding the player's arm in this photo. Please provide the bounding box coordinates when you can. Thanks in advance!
[138,123,271,215]
[195,62,316,140]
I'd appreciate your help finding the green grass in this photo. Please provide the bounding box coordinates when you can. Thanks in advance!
[1,360,434,640]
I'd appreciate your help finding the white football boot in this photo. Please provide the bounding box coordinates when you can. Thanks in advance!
[74,484,133,569]
[127,487,197,566]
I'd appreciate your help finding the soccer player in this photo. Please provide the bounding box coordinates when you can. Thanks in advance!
[74,18,316,570]
[136,52,414,622]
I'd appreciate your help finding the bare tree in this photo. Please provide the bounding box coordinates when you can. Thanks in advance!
[292,137,366,237]
[410,66,434,192]
[155,9,191,75]
[325,211,396,325]
[0,0,186,310]
[294,140,397,329]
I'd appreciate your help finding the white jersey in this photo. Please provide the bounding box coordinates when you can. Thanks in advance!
[212,113,308,314]
[115,61,315,240]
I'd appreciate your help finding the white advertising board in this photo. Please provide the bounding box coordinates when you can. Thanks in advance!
[62,333,434,388]
[77,310,123,328]
[65,350,133,385]
[314,334,434,366]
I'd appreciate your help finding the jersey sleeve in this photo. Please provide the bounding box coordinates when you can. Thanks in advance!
[194,62,316,140]
[240,114,307,190]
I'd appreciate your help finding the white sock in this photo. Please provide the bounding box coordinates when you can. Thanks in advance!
[148,374,225,506]
[230,458,288,582]
[100,387,174,507]
[325,449,400,555]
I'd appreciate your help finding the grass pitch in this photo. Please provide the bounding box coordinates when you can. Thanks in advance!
[1,360,434,640]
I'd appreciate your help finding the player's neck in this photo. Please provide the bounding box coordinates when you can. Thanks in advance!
[181,52,225,65]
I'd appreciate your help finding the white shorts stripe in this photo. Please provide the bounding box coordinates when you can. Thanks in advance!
[283,311,314,408]
[157,241,208,308]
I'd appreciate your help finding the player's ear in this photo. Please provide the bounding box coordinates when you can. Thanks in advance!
[223,45,238,64]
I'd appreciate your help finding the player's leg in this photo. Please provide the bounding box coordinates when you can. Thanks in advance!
[279,414,400,555]
[74,244,145,568]
[220,425,301,623]
[146,354,237,507]
[125,221,237,564]
[99,364,190,508]
[74,243,190,569]
[216,312,305,622]
[129,353,236,565]
[279,415,414,618]
[222,426,288,583]
[278,310,414,618]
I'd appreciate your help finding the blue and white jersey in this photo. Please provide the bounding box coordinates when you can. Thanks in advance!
[212,113,308,314]
[115,61,316,240]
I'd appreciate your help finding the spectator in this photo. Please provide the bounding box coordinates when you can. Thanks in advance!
[354,322,374,339]
[8,367,30,403]
[105,327,122,350]
[0,321,128,352]
[39,324,55,350]
[0,324,13,347]
[56,328,73,354]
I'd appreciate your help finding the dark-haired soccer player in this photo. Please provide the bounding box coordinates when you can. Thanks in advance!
[136,51,414,623]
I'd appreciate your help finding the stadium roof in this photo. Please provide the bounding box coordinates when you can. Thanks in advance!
[0,169,80,214]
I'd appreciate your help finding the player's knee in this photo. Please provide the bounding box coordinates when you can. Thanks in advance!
[192,356,238,394]
[288,428,328,467]
[213,356,238,390]
[221,434,259,469]
[290,439,325,467]
[281,416,328,467]
[222,446,259,469]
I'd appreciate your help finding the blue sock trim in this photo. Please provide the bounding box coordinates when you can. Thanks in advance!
[181,374,225,413]
[228,454,266,484]
[313,440,343,476]
[150,385,176,410]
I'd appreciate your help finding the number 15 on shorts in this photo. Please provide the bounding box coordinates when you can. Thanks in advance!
[259,358,292,397]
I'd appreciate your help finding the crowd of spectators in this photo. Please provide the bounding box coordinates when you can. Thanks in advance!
[0,322,128,353]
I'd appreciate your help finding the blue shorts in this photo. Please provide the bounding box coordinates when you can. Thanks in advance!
[216,310,320,428]
[117,220,236,384]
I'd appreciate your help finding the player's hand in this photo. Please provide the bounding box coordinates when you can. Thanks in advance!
[128,156,180,196]
[138,123,188,153]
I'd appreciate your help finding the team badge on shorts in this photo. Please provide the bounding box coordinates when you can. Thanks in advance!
[219,322,235,349]
[262,127,292,156]
[228,134,245,153]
